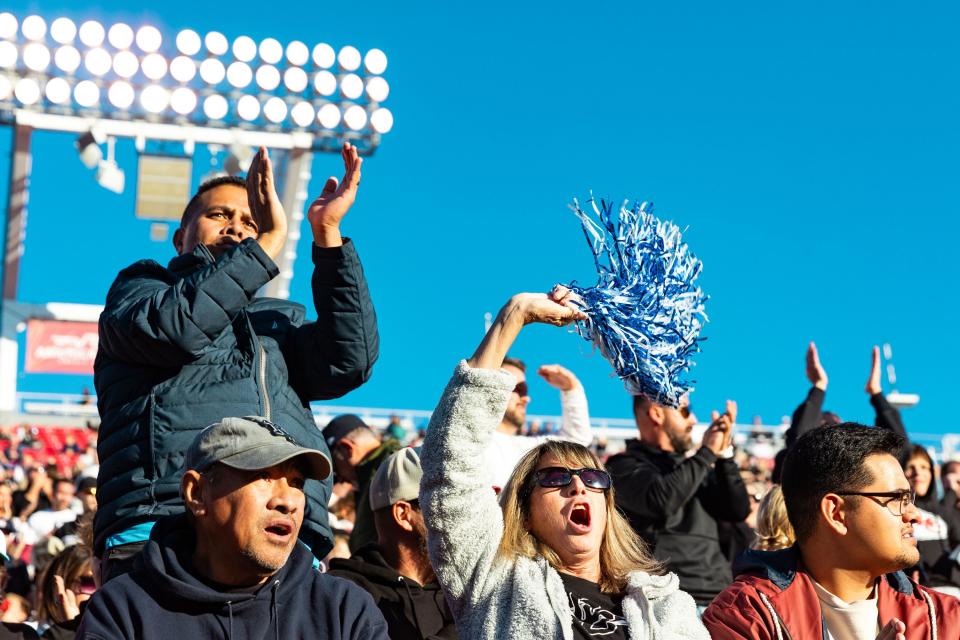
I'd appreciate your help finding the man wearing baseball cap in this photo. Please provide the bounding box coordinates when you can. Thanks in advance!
[77,416,387,639]
[322,414,402,552]
[329,447,457,639]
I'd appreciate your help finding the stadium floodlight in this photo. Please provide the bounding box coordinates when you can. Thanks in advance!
[50,18,76,44]
[337,45,361,71]
[364,48,387,75]
[75,128,105,168]
[78,20,105,47]
[0,14,394,154]
[0,14,17,40]
[96,137,125,193]
[107,23,134,50]
[176,29,201,56]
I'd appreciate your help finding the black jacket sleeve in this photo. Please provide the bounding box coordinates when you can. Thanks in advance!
[282,239,379,401]
[97,240,278,367]
[785,386,825,447]
[608,447,718,521]
[699,458,752,522]
[870,393,907,439]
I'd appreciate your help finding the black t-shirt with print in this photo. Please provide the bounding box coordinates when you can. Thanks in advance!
[559,572,629,640]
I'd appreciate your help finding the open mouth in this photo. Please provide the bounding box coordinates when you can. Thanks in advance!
[264,520,294,539]
[570,503,591,529]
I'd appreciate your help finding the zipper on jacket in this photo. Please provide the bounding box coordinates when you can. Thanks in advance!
[258,340,271,420]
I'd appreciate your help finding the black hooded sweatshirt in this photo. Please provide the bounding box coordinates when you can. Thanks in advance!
[328,544,457,639]
[76,515,388,640]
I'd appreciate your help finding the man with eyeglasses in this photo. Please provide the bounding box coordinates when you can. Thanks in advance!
[704,424,960,640]
[606,394,749,610]
[483,357,592,491]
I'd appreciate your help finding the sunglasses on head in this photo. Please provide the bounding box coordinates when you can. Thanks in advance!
[513,381,529,397]
[529,466,611,492]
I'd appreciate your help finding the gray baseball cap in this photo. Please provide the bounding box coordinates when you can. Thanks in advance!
[185,416,331,481]
[369,447,423,511]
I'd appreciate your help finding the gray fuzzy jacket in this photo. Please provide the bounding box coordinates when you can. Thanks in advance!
[420,361,710,640]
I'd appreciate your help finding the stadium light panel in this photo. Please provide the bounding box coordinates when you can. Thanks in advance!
[0,15,394,153]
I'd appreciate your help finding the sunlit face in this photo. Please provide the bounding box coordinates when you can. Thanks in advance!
[175,185,259,258]
[904,454,933,498]
[527,454,607,567]
[52,480,75,511]
[662,395,696,454]
[79,489,97,514]
[502,364,530,432]
[196,461,306,577]
[842,454,921,574]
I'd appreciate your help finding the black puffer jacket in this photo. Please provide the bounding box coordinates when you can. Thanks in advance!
[328,544,458,639]
[93,238,378,557]
[607,440,751,606]
[76,514,388,639]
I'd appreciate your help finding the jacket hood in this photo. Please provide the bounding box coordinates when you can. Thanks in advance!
[733,545,915,595]
[138,513,314,608]
[328,543,442,590]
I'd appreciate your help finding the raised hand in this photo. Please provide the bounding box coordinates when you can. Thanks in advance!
[806,342,828,391]
[246,146,287,260]
[307,142,362,248]
[875,618,905,640]
[866,345,883,396]
[53,574,81,622]
[703,400,737,455]
[538,364,581,392]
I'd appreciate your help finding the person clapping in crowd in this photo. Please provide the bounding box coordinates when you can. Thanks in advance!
[76,417,387,639]
[605,394,750,610]
[902,445,960,594]
[330,448,457,639]
[484,359,593,490]
[705,425,960,640]
[93,143,379,581]
[419,289,708,640]
[323,415,402,553]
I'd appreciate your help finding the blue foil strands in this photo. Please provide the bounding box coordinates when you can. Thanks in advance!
[564,196,708,407]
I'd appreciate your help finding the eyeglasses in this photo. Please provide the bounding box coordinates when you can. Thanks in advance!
[679,404,693,419]
[835,490,916,516]
[513,381,529,398]
[529,467,611,492]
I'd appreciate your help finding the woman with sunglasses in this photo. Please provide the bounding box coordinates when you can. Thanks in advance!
[37,544,96,639]
[420,288,708,640]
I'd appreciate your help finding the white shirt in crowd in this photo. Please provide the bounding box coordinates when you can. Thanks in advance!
[811,578,880,640]
[483,385,592,490]
[25,506,78,545]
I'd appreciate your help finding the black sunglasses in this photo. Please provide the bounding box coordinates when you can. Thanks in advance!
[529,466,611,493]
[513,381,529,397]
[679,404,693,419]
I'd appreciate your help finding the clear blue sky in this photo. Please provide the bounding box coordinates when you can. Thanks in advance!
[4,1,958,439]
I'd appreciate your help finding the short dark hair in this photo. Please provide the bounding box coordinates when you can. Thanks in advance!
[180,175,246,227]
[502,356,526,372]
[781,423,905,542]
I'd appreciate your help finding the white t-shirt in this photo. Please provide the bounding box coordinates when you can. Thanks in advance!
[482,386,592,490]
[811,578,880,640]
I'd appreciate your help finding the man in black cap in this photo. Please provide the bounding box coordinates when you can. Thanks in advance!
[322,414,401,551]
[77,416,388,640]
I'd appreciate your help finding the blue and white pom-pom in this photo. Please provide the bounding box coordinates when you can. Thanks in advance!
[564,195,708,407]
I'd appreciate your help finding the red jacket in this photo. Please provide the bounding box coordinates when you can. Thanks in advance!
[704,547,960,639]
